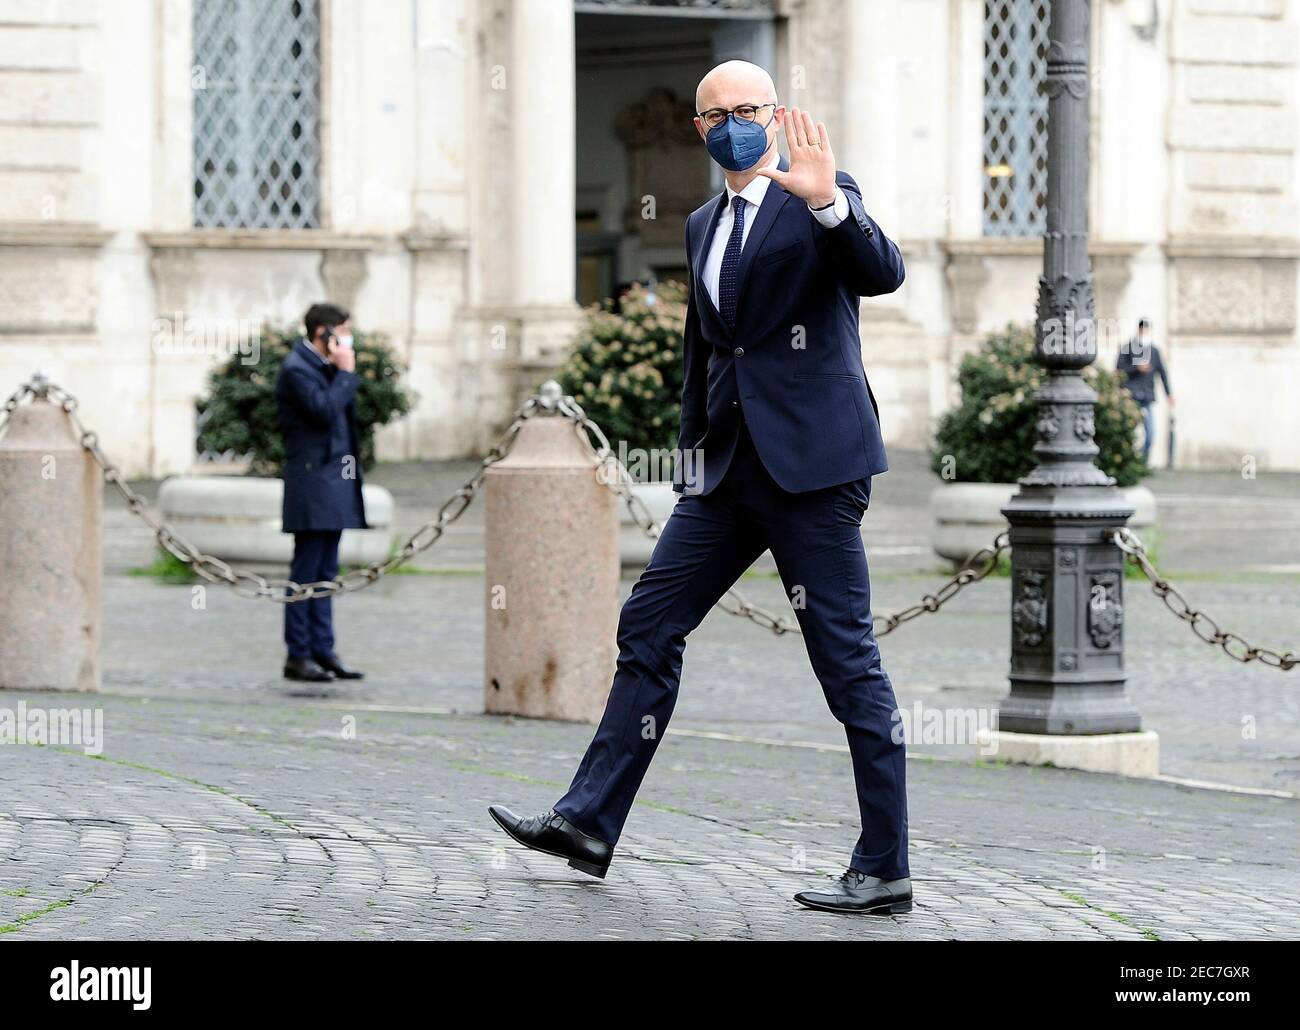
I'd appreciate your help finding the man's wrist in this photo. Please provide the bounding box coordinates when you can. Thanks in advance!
[808,192,837,210]
[809,187,848,228]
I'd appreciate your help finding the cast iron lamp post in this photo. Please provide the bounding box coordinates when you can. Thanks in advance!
[999,0,1142,734]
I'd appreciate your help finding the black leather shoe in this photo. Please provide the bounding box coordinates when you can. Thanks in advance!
[488,805,613,879]
[284,658,335,682]
[794,871,913,914]
[313,654,364,680]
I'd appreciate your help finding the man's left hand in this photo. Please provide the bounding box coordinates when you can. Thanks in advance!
[757,107,838,209]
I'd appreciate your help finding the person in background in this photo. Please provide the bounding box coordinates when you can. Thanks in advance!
[1116,317,1174,465]
[274,302,367,683]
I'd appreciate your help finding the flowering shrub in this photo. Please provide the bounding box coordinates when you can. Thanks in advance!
[553,282,687,477]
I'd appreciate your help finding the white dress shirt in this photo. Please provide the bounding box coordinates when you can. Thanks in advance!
[702,151,850,308]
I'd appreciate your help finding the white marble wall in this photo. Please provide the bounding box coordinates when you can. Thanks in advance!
[1163,0,1300,470]
[884,0,1300,470]
[1,0,1297,476]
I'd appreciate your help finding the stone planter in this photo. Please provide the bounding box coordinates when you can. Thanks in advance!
[930,481,1157,564]
[157,475,395,566]
[620,481,679,567]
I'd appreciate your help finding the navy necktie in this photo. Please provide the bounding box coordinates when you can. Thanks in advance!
[718,194,747,328]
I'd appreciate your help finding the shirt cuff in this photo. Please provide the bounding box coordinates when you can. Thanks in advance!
[809,187,849,228]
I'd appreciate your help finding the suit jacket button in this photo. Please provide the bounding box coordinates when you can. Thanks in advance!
[734,347,745,357]
[731,400,739,408]
[305,462,313,470]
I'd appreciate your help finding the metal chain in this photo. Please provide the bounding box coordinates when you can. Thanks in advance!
[5,373,539,603]
[5,374,1015,633]
[0,378,34,436]
[560,390,1011,639]
[875,531,1010,636]
[1111,526,1296,671]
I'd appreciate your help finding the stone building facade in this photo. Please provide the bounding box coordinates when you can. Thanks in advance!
[2,0,1297,477]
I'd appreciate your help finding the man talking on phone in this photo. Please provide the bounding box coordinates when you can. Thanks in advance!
[489,61,911,914]
[274,302,367,683]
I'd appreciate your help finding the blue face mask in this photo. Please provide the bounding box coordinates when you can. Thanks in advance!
[705,113,771,172]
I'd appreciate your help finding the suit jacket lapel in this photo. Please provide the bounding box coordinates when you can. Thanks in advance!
[733,156,792,318]
[692,192,729,327]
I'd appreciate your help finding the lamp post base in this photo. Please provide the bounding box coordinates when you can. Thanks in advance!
[1001,486,1140,735]
[998,679,1143,735]
[979,729,1160,778]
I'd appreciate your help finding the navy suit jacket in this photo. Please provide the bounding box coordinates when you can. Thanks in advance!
[275,338,367,533]
[673,159,905,495]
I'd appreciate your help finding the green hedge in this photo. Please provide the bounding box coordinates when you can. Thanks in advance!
[196,324,412,476]
[930,323,1147,487]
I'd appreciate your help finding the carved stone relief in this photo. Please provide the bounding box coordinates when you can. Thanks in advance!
[615,88,709,250]
[1087,571,1123,649]
[1012,570,1049,648]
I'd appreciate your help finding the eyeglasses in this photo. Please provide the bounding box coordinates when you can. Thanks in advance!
[696,103,776,130]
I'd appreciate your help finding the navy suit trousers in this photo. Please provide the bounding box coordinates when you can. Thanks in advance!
[553,414,909,878]
[284,530,342,660]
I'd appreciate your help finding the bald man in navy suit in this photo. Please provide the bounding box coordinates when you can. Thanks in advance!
[491,61,910,914]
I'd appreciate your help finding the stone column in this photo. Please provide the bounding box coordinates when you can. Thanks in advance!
[995,1,1155,775]
[504,0,581,408]
[483,399,619,723]
[511,0,575,320]
[833,0,929,446]
[840,0,901,233]
[459,0,581,452]
[0,395,101,691]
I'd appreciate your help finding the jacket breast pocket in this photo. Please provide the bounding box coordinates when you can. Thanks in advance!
[755,241,802,269]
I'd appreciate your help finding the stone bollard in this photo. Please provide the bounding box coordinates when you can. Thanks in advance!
[0,394,101,690]
[484,410,620,723]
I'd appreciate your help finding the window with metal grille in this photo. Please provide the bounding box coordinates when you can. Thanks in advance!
[192,0,321,230]
[983,0,1049,237]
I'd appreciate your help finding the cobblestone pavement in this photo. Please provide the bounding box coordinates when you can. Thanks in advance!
[4,447,1293,939]
[99,448,1300,792]
[96,570,1300,792]
[2,693,1297,940]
